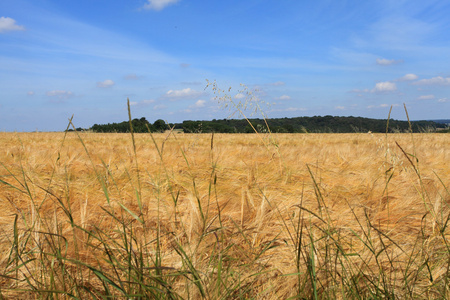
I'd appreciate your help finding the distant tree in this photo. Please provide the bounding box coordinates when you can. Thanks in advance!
[256,124,267,133]
[153,119,166,132]
[88,115,443,134]
[282,124,294,133]
[244,125,254,133]
[274,126,288,133]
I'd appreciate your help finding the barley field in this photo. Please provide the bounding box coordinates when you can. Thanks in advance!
[0,131,449,299]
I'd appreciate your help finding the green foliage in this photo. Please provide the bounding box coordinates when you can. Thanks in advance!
[88,116,445,134]
[90,117,171,133]
[153,119,166,132]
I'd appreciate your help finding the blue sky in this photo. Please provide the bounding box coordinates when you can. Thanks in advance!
[1,0,450,131]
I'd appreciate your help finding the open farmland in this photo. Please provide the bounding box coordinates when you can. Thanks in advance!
[0,131,449,299]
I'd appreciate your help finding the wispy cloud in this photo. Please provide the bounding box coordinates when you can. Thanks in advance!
[438,98,449,103]
[376,58,402,66]
[16,11,174,65]
[130,99,155,106]
[271,107,307,113]
[366,14,436,52]
[417,95,435,100]
[164,88,202,99]
[97,79,115,88]
[153,104,167,110]
[367,103,399,109]
[275,95,291,100]
[46,90,74,100]
[413,76,450,86]
[349,88,370,93]
[286,107,307,112]
[142,0,180,11]
[267,81,285,86]
[0,17,25,33]
[27,91,35,96]
[124,74,141,80]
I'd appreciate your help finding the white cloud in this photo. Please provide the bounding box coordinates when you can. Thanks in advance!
[438,98,449,103]
[351,81,397,94]
[234,93,245,99]
[142,0,179,11]
[194,99,206,108]
[397,73,418,81]
[417,95,435,100]
[275,95,291,100]
[0,17,25,33]
[27,91,35,96]
[46,90,74,99]
[413,76,450,86]
[376,58,402,66]
[335,106,345,110]
[372,81,397,93]
[97,79,115,88]
[165,88,202,99]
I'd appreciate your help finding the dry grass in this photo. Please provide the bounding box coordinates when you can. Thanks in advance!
[0,130,449,299]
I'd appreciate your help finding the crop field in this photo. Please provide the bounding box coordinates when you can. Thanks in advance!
[0,131,449,299]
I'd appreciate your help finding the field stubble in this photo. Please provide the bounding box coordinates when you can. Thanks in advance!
[0,131,449,299]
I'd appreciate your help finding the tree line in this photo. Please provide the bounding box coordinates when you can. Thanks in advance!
[82,116,448,133]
